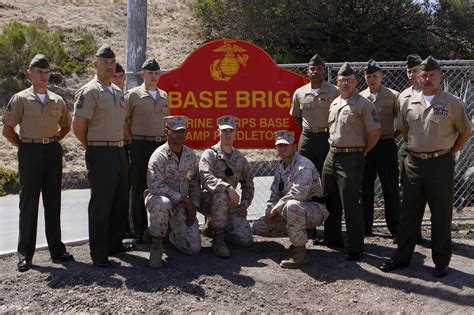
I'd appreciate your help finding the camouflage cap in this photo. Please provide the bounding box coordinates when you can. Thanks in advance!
[308,53,325,66]
[115,62,125,73]
[217,115,237,130]
[420,56,441,71]
[274,130,295,145]
[365,59,382,74]
[406,54,422,68]
[164,115,188,131]
[337,62,355,76]
[142,57,160,71]
[95,44,115,58]
[29,54,50,69]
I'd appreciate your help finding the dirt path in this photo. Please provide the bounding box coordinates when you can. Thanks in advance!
[1,229,473,313]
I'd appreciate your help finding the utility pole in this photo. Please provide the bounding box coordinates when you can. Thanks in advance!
[125,0,147,90]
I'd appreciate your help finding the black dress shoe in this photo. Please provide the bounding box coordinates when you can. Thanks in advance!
[93,259,112,268]
[110,243,136,255]
[51,251,75,263]
[433,264,449,278]
[346,251,363,261]
[17,259,32,272]
[379,259,410,272]
[313,238,344,248]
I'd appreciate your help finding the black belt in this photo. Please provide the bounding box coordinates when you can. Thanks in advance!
[409,149,451,160]
[132,135,166,142]
[21,136,58,144]
[379,135,394,140]
[87,140,124,147]
[304,127,329,133]
[331,147,364,153]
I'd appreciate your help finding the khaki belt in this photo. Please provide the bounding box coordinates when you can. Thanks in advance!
[331,147,364,153]
[87,140,124,147]
[379,135,394,140]
[409,149,451,160]
[21,136,58,144]
[132,135,166,142]
[124,140,132,145]
[304,127,329,133]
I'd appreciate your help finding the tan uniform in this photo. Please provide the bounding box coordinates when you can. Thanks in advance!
[145,143,201,255]
[360,86,400,236]
[125,84,169,238]
[396,91,470,152]
[74,76,125,142]
[199,143,254,246]
[252,154,329,247]
[3,86,71,139]
[328,92,381,148]
[393,89,471,266]
[290,81,340,130]
[290,82,340,174]
[73,76,129,263]
[361,86,399,137]
[3,87,71,262]
[322,92,381,253]
[125,84,169,137]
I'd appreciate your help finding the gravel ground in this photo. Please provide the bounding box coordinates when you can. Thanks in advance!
[1,228,473,313]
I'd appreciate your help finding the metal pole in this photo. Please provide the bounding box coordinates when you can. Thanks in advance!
[125,0,147,90]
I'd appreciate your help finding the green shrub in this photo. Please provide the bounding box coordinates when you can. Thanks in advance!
[0,20,97,95]
[0,167,19,196]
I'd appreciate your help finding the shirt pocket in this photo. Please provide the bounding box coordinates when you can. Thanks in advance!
[428,114,450,138]
[406,112,422,135]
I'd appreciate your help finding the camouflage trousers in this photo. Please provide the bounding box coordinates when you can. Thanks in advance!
[145,194,201,255]
[201,191,253,246]
[252,200,329,247]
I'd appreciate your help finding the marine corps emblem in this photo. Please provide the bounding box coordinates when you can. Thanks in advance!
[210,40,249,81]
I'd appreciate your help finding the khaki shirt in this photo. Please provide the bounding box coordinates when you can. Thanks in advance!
[125,84,169,137]
[328,92,381,148]
[145,142,200,207]
[361,86,399,137]
[73,76,125,141]
[398,86,420,109]
[199,143,254,209]
[267,153,323,214]
[2,86,71,138]
[396,89,471,152]
[290,81,340,129]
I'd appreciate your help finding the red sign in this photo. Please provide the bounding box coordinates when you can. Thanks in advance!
[158,39,307,148]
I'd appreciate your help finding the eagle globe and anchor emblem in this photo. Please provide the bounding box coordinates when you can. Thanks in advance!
[210,40,249,81]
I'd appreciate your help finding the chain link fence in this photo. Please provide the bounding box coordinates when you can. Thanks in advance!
[243,60,473,223]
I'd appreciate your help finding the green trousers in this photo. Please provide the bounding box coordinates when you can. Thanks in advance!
[298,130,329,175]
[129,139,164,237]
[17,142,66,261]
[322,150,365,252]
[393,153,454,266]
[85,146,129,263]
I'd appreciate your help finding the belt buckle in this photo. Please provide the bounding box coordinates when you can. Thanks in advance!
[343,148,349,153]
[118,141,124,147]
[420,153,428,159]
[42,137,50,144]
[155,136,161,142]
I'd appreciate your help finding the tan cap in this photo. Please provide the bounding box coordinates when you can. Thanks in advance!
[217,115,237,130]
[164,115,188,131]
[275,130,295,145]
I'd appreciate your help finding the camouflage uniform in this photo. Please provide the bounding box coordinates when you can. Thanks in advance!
[252,153,329,246]
[199,143,254,246]
[145,142,201,254]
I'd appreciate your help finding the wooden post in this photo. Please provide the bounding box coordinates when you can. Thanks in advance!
[125,0,147,90]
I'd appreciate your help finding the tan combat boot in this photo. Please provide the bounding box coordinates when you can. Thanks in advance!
[212,228,230,258]
[280,246,309,269]
[149,237,163,268]
[201,216,214,238]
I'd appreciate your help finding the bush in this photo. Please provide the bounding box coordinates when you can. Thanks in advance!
[0,20,97,95]
[0,167,19,196]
